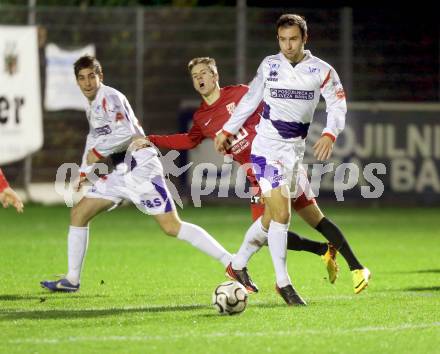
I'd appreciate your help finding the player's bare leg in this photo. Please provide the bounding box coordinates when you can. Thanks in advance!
[41,197,114,292]
[153,210,232,266]
[70,197,114,226]
[296,203,323,228]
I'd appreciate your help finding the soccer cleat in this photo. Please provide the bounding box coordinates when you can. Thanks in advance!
[352,267,371,294]
[321,243,339,284]
[40,278,80,293]
[275,284,307,306]
[225,263,259,294]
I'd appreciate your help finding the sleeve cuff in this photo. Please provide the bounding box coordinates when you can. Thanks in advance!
[322,132,336,142]
[79,165,94,175]
[0,180,9,193]
[222,130,233,137]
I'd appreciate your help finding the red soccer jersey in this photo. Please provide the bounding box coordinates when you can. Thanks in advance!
[149,85,317,214]
[0,168,10,192]
[149,84,260,169]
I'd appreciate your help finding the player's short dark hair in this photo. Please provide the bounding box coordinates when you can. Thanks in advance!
[187,57,218,76]
[276,14,308,39]
[74,55,102,78]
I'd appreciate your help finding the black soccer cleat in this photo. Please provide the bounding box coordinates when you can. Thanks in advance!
[275,284,307,306]
[225,263,259,294]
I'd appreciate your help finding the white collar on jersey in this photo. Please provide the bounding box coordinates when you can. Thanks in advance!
[279,49,313,66]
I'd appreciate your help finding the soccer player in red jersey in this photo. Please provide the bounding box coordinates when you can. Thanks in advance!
[147,57,369,294]
[0,168,24,212]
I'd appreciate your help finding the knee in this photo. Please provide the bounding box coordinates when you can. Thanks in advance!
[271,210,291,224]
[160,220,181,237]
[70,205,89,227]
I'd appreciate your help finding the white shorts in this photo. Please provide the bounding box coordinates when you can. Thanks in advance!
[295,163,316,200]
[86,147,175,215]
[250,134,305,195]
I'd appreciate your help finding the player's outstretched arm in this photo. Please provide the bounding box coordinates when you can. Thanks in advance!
[0,187,24,213]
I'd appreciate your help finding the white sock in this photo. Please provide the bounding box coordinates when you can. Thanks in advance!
[65,226,89,285]
[232,217,268,269]
[268,221,291,288]
[177,222,232,266]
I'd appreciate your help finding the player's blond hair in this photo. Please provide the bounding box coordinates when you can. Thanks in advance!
[187,57,218,76]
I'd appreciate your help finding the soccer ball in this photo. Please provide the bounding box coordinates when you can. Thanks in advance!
[212,281,248,315]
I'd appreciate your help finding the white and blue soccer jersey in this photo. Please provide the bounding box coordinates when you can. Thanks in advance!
[80,84,145,171]
[223,50,347,193]
[80,84,175,215]
[223,50,347,142]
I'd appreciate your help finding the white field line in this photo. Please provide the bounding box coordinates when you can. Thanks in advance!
[7,322,440,345]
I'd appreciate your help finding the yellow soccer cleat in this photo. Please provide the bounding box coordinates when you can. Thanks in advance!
[352,267,371,294]
[321,243,339,284]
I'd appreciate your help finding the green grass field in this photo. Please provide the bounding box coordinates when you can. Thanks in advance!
[1,204,439,353]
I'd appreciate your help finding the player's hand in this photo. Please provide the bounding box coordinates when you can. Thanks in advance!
[313,135,334,161]
[0,187,24,213]
[75,174,87,192]
[214,132,228,154]
[129,136,150,152]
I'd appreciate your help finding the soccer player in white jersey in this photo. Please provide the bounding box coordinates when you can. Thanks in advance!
[215,14,371,305]
[41,55,232,292]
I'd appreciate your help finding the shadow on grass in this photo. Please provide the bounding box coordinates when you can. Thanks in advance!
[251,302,306,309]
[412,269,440,274]
[0,304,208,321]
[198,302,291,318]
[404,286,440,292]
[396,269,440,274]
[0,294,109,301]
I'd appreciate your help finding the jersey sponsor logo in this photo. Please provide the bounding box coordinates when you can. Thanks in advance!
[140,198,162,208]
[226,102,236,115]
[216,127,249,151]
[95,124,112,136]
[231,139,250,155]
[270,88,314,100]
